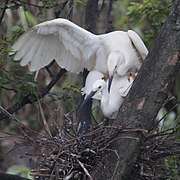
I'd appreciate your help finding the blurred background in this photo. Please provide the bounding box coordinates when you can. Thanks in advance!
[0,0,179,179]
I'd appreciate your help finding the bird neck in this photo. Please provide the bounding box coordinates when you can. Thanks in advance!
[101,88,110,108]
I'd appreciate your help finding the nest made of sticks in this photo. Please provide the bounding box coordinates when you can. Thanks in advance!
[132,129,180,179]
[19,119,143,180]
[7,113,180,180]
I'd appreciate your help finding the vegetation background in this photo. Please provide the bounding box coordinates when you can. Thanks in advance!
[0,0,179,179]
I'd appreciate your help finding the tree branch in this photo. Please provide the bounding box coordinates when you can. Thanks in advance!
[94,0,180,179]
[0,69,66,121]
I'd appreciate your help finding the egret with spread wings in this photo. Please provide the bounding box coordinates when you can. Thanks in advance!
[10,18,148,81]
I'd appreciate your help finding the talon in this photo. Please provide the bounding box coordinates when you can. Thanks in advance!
[127,72,136,81]
[132,73,136,80]
[127,73,132,82]
[102,74,109,82]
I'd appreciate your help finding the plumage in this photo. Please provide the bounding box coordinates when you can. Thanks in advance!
[11,18,148,76]
[83,74,135,119]
[81,70,105,100]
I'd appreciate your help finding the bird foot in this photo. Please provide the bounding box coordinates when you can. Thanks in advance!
[127,72,136,81]
[102,74,109,82]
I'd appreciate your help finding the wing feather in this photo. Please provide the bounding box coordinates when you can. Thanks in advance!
[29,35,55,71]
[14,32,38,61]
[20,36,42,67]
[11,18,107,73]
[11,30,37,55]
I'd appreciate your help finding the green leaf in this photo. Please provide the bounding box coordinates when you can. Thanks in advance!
[0,74,12,85]
[6,165,33,179]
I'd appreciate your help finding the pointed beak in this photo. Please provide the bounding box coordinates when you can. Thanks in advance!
[108,73,114,93]
[81,91,96,108]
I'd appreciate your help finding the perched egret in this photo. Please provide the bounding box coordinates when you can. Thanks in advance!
[82,74,135,119]
[81,70,105,100]
[10,18,148,78]
[107,30,148,92]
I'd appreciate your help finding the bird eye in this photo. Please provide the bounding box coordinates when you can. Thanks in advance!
[98,86,101,89]
[115,65,117,69]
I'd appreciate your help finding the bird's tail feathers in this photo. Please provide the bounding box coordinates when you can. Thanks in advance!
[127,30,148,61]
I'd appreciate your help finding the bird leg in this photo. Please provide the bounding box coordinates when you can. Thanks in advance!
[45,60,56,78]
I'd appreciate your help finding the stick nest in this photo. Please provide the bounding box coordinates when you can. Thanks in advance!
[132,129,180,179]
[20,119,139,180]
[14,116,179,180]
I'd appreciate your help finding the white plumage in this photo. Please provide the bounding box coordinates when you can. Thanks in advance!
[82,74,135,119]
[10,18,148,77]
[81,70,104,100]
[11,18,148,118]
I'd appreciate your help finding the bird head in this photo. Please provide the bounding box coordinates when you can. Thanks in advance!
[107,51,125,92]
[81,80,106,108]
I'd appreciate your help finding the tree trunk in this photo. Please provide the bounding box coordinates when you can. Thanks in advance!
[76,0,99,135]
[94,0,180,179]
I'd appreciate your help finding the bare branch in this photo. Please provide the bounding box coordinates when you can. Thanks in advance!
[0,86,17,93]
[76,159,93,180]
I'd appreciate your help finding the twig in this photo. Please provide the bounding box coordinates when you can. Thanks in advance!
[0,105,18,122]
[67,0,74,20]
[0,69,66,121]
[0,105,43,138]
[76,159,93,180]
[108,149,119,180]
[17,0,67,9]
[97,0,105,17]
[0,86,17,93]
[37,100,52,137]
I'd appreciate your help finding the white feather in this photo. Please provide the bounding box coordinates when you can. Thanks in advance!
[11,18,148,77]
[81,70,104,100]
[88,74,135,119]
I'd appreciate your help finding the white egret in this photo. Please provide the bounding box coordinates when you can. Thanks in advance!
[81,70,105,100]
[107,31,148,92]
[82,74,135,119]
[10,18,148,79]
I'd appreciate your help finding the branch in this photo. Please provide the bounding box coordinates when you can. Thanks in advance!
[0,86,17,93]
[94,0,180,179]
[0,69,66,121]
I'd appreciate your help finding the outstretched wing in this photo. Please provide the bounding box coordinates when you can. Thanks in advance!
[11,18,104,73]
